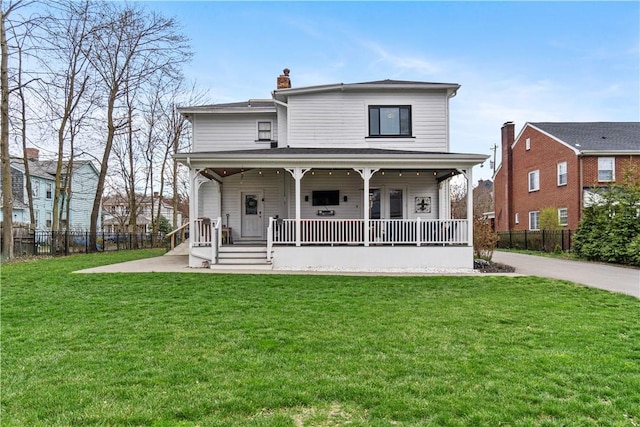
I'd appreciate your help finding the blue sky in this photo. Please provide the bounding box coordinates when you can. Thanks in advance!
[151,1,639,181]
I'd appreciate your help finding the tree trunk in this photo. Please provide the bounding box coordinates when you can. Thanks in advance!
[1,8,13,259]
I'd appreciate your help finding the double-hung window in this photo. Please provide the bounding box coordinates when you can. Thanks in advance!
[558,208,568,226]
[368,106,411,137]
[32,181,39,198]
[257,121,272,141]
[598,157,615,182]
[529,211,540,231]
[46,182,53,199]
[528,170,540,192]
[557,161,567,186]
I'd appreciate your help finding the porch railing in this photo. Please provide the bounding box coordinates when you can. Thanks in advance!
[269,218,468,246]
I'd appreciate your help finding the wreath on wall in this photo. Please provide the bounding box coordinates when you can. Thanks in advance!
[246,198,258,209]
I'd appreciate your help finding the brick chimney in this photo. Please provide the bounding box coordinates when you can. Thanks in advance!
[277,68,291,89]
[25,147,39,161]
[501,121,515,229]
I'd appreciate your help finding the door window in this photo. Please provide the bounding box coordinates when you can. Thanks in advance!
[245,194,258,215]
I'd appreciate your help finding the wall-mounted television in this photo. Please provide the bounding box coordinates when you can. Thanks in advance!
[312,190,340,206]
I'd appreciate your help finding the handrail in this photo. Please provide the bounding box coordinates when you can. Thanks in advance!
[211,217,221,265]
[166,222,189,250]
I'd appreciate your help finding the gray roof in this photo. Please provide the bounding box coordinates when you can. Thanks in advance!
[184,100,275,109]
[353,79,459,86]
[530,122,640,152]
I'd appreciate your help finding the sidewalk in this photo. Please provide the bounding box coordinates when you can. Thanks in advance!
[492,251,640,298]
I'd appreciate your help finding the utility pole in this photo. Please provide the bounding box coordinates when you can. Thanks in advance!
[490,143,498,176]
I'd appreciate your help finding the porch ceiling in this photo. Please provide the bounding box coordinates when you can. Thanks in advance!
[176,148,488,170]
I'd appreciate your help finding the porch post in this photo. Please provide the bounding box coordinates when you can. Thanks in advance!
[188,168,197,250]
[355,167,379,247]
[466,168,473,246]
[286,167,310,246]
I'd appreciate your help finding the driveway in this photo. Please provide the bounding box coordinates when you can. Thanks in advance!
[492,251,640,299]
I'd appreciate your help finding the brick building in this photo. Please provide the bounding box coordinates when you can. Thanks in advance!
[494,122,640,231]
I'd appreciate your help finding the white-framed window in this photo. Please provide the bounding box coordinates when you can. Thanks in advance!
[557,161,567,186]
[529,211,540,231]
[46,210,52,228]
[525,137,531,150]
[34,210,39,228]
[598,157,615,182]
[528,170,540,192]
[32,181,39,198]
[515,212,519,224]
[257,121,272,141]
[46,182,53,199]
[558,208,568,226]
[368,105,412,137]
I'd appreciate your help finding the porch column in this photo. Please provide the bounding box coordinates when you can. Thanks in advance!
[285,167,310,246]
[355,167,379,247]
[188,168,198,249]
[465,168,473,246]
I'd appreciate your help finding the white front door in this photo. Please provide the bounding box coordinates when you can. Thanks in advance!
[241,191,264,239]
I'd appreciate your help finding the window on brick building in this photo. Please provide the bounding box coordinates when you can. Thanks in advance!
[528,170,540,192]
[529,211,540,231]
[557,161,567,186]
[525,137,531,150]
[515,213,519,224]
[558,208,568,226]
[598,157,615,182]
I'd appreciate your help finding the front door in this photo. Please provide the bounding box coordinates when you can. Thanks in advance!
[241,191,264,239]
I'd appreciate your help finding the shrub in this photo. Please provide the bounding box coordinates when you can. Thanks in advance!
[473,217,499,261]
[574,161,640,265]
[539,207,560,231]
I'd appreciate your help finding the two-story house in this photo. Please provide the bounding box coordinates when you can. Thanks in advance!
[0,148,100,231]
[176,70,487,270]
[494,121,640,232]
[102,193,182,233]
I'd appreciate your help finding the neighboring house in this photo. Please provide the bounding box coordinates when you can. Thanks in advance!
[102,193,182,233]
[494,121,640,232]
[0,148,100,231]
[175,69,488,270]
[473,179,494,228]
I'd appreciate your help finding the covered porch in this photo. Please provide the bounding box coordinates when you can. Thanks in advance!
[176,148,488,270]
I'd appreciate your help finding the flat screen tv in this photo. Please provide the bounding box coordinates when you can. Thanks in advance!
[312,190,340,206]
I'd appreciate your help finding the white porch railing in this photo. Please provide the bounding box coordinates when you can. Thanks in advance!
[193,217,221,264]
[268,218,468,246]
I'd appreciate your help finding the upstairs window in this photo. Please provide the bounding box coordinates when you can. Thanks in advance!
[257,121,272,141]
[46,182,53,199]
[557,161,567,186]
[528,170,540,192]
[368,106,411,137]
[525,138,531,150]
[598,157,615,182]
[32,181,39,198]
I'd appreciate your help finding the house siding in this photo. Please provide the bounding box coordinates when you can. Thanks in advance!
[69,163,99,230]
[193,113,278,152]
[285,90,449,152]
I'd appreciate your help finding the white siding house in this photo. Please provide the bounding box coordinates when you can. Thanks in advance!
[176,70,487,271]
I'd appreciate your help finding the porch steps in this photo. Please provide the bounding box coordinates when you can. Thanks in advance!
[217,245,270,265]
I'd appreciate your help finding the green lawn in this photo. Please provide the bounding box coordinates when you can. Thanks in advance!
[2,250,639,426]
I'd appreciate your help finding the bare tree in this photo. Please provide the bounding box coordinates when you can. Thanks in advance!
[35,0,98,233]
[84,3,191,250]
[1,0,34,259]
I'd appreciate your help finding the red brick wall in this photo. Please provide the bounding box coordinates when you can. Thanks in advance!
[581,155,640,188]
[503,125,582,230]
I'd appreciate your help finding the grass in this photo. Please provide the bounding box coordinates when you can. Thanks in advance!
[2,250,639,426]
[496,248,580,261]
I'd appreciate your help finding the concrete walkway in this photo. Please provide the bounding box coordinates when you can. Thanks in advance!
[492,251,640,298]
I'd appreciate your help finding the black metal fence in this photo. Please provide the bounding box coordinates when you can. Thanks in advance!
[496,229,575,253]
[8,231,166,258]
